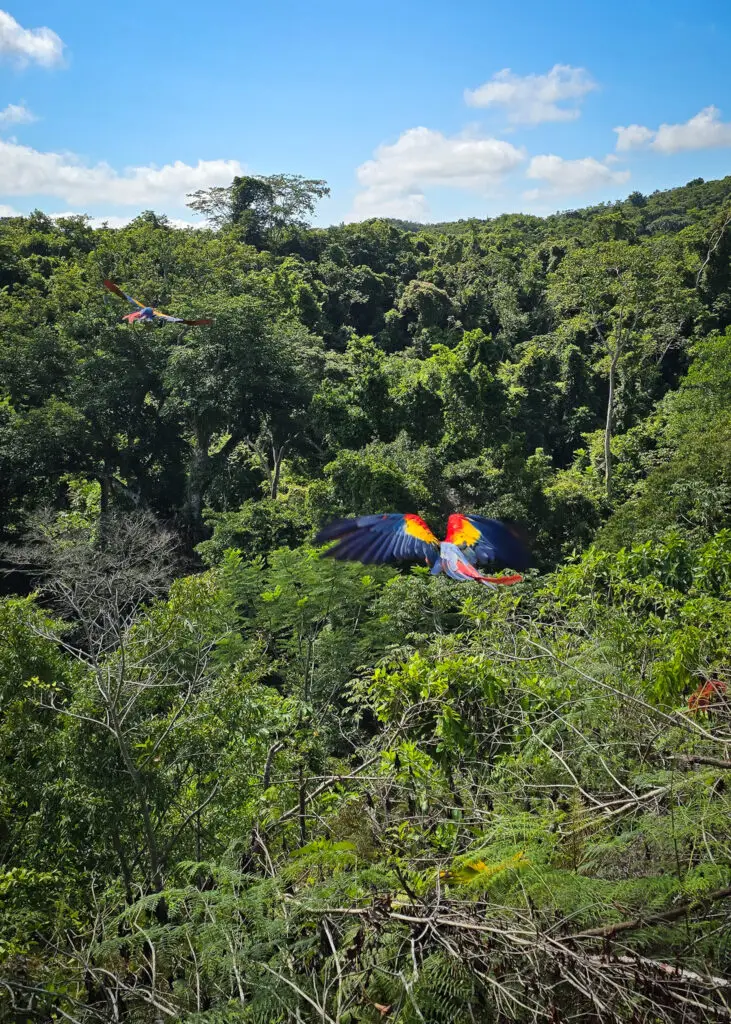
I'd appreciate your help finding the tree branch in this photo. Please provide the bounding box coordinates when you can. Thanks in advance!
[160,782,220,861]
[566,885,731,940]
[674,754,731,770]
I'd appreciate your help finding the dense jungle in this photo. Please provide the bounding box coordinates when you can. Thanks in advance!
[1,171,731,1022]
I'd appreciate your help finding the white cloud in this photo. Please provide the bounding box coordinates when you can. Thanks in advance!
[0,102,36,126]
[82,214,132,230]
[465,64,597,125]
[80,214,199,230]
[614,123,655,152]
[358,127,525,191]
[525,154,630,198]
[0,9,64,67]
[348,189,430,223]
[49,212,145,229]
[0,208,199,228]
[159,216,199,230]
[653,106,731,153]
[348,126,525,221]
[0,137,243,206]
[614,106,731,154]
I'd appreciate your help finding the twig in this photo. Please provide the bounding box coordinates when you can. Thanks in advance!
[259,964,338,1024]
[160,783,220,861]
[270,754,382,829]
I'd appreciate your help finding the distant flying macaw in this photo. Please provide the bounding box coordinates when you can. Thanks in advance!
[315,513,530,587]
[103,279,214,326]
[688,679,727,713]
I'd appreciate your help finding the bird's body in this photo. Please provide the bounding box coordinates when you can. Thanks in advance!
[429,541,522,586]
[123,306,156,323]
[103,279,214,326]
[315,512,529,587]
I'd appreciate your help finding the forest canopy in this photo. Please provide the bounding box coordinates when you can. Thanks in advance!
[1,173,731,1023]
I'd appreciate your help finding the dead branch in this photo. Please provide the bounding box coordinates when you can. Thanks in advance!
[567,885,731,940]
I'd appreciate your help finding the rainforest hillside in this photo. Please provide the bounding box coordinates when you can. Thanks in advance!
[1,173,731,1023]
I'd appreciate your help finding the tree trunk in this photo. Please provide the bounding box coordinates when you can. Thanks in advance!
[109,698,163,889]
[298,762,307,846]
[604,346,620,497]
[270,444,286,500]
[186,459,206,532]
[185,428,210,538]
[110,828,134,903]
[98,471,111,550]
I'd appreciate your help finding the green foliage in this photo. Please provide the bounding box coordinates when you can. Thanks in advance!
[2,173,731,1022]
[186,173,330,246]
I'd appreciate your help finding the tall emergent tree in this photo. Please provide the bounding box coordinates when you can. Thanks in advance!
[186,173,330,245]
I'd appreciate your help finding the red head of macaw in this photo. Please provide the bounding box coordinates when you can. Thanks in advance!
[103,279,214,326]
[314,512,531,587]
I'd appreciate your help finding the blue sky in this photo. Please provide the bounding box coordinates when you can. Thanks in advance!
[1,0,730,226]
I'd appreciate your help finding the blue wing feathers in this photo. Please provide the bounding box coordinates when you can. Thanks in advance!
[315,514,438,566]
[466,516,532,570]
[355,535,384,564]
[315,515,389,544]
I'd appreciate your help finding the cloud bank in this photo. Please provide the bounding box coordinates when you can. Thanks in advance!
[0,137,244,206]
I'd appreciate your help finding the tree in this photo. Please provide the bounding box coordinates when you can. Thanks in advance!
[186,173,330,245]
[4,512,183,890]
[549,242,658,496]
[162,298,323,535]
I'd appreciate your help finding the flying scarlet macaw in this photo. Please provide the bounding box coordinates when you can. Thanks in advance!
[688,679,727,713]
[315,513,530,587]
[103,279,214,326]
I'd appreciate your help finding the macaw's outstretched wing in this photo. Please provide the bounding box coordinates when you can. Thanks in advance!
[152,309,215,326]
[445,514,531,571]
[103,279,145,309]
[315,514,440,566]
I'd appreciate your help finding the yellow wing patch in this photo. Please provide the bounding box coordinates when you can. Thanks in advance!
[403,514,438,545]
[447,515,481,548]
